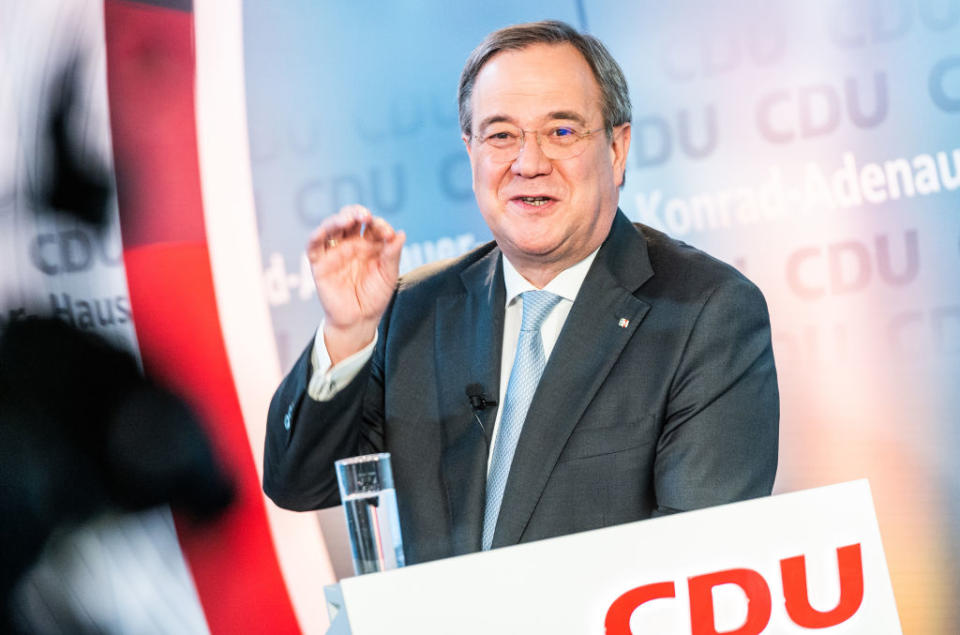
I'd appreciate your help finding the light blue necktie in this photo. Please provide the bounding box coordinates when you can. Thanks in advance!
[482,290,562,550]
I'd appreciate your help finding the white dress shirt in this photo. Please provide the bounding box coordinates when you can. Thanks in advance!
[488,250,598,466]
[307,248,601,466]
[307,326,377,401]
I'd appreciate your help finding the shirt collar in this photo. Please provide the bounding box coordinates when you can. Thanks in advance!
[502,247,600,307]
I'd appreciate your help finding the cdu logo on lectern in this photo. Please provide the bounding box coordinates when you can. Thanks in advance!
[606,544,866,634]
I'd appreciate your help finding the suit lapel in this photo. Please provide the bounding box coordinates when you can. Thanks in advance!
[435,248,504,555]
[492,211,654,547]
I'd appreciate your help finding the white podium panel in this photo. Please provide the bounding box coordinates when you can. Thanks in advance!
[339,480,900,634]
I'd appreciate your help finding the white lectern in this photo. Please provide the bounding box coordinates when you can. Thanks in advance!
[327,480,900,634]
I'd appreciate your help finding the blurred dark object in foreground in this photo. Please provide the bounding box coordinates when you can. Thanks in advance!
[1,18,230,632]
[0,318,235,631]
[31,57,113,227]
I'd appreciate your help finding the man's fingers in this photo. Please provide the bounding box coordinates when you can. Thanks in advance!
[312,238,364,276]
[312,231,392,275]
[307,206,372,257]
[306,206,405,279]
[381,229,406,265]
[364,216,397,243]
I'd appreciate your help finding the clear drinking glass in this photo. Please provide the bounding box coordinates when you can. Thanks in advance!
[335,452,405,575]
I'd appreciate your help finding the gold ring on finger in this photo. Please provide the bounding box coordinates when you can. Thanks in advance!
[326,238,339,248]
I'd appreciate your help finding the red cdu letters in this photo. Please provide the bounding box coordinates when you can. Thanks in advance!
[781,543,864,628]
[605,581,676,635]
[688,568,772,635]
[605,543,865,633]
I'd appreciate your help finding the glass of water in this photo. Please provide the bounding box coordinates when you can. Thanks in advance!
[335,452,405,575]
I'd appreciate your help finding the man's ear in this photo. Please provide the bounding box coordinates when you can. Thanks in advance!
[609,123,631,188]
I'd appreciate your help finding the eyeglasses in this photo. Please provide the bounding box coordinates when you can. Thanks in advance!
[472,124,604,162]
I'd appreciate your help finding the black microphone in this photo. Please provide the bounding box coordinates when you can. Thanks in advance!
[466,383,496,441]
[466,383,497,411]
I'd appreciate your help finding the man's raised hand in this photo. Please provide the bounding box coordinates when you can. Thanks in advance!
[307,205,405,364]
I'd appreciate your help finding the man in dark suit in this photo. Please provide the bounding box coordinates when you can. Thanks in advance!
[263,21,778,565]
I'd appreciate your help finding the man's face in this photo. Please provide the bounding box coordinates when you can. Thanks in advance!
[463,43,630,279]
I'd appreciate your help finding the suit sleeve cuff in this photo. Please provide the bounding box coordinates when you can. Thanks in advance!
[307,322,377,401]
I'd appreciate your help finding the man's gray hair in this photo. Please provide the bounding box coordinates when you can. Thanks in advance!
[458,20,632,139]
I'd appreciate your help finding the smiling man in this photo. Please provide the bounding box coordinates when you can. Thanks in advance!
[464,40,628,288]
[263,21,779,564]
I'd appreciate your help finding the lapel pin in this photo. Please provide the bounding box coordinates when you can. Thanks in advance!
[618,318,630,328]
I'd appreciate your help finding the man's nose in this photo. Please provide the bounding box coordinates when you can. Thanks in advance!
[511,131,552,178]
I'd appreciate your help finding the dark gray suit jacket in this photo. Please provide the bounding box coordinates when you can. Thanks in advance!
[264,211,778,565]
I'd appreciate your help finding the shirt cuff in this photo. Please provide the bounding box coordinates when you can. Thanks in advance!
[307,322,377,401]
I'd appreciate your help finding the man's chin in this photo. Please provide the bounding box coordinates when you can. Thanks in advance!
[499,236,567,264]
